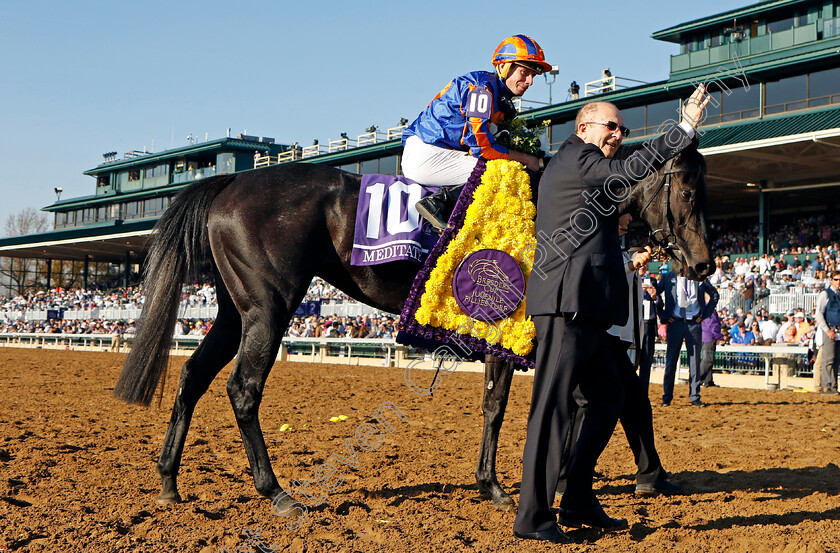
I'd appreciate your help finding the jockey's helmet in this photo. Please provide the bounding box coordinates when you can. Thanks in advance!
[492,35,552,78]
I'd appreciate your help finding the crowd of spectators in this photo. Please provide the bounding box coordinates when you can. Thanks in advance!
[1,286,145,312]
[284,313,399,340]
[0,278,382,338]
[709,213,840,256]
[0,232,837,345]
[711,307,815,347]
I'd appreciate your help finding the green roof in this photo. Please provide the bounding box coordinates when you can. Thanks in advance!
[43,185,189,212]
[84,137,282,175]
[521,47,840,124]
[694,105,840,148]
[0,218,156,249]
[621,104,840,149]
[652,0,809,43]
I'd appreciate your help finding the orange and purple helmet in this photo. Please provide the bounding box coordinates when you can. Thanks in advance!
[492,34,552,75]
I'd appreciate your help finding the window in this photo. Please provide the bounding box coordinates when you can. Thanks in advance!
[808,67,840,105]
[337,162,358,174]
[765,74,807,114]
[123,201,141,219]
[55,212,66,228]
[143,197,169,218]
[96,206,108,222]
[216,152,235,175]
[621,106,645,136]
[549,120,575,151]
[710,33,722,47]
[128,170,140,181]
[143,164,168,178]
[700,91,722,125]
[646,100,681,131]
[720,83,760,121]
[359,159,378,175]
[767,17,794,34]
[379,155,398,176]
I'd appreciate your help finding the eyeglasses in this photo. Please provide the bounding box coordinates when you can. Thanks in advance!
[585,121,631,137]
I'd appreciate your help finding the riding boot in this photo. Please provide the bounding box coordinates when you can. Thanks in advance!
[416,184,465,231]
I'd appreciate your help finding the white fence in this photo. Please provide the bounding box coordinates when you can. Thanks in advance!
[1,305,219,322]
[0,288,823,324]
[713,288,819,315]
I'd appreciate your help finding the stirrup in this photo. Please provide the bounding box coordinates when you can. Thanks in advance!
[416,198,448,232]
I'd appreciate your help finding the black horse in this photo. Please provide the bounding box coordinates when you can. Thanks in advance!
[114,148,712,512]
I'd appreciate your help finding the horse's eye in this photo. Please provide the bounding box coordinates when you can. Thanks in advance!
[681,190,693,200]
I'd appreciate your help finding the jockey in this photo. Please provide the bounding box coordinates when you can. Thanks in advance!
[402,34,553,230]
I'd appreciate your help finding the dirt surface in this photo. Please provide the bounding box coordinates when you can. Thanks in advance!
[1,347,839,552]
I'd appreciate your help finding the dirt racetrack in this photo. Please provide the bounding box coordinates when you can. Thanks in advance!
[1,347,839,552]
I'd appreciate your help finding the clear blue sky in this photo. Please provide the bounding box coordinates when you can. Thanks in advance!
[0,0,740,231]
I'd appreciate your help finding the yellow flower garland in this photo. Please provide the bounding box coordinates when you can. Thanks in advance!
[414,159,536,356]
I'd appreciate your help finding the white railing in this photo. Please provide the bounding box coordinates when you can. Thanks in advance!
[301,144,322,158]
[1,305,218,322]
[318,300,388,318]
[253,150,300,168]
[386,125,406,140]
[0,333,811,389]
[715,288,819,315]
[328,137,352,153]
[767,292,819,315]
[654,343,808,390]
[583,75,648,97]
[356,131,382,147]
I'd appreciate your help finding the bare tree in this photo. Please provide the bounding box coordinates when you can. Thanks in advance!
[4,207,49,237]
[1,208,50,295]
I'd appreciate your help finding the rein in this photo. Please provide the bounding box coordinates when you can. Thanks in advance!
[638,158,684,262]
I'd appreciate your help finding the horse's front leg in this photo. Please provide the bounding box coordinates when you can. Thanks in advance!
[475,356,516,510]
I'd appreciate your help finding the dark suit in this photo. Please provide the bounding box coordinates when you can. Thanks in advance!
[656,274,719,404]
[558,260,668,493]
[514,127,695,534]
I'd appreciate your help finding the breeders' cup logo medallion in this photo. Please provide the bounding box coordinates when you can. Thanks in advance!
[452,249,525,322]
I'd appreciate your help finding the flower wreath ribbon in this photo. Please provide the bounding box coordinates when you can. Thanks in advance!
[397,159,536,368]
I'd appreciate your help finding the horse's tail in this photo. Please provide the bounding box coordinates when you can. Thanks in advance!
[114,174,235,406]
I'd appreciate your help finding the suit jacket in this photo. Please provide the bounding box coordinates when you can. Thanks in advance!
[655,272,719,321]
[525,128,695,328]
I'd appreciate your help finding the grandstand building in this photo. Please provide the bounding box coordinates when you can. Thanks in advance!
[1,0,839,289]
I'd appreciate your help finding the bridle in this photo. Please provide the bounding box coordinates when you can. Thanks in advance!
[637,157,686,262]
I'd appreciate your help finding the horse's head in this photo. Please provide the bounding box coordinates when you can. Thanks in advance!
[622,146,714,281]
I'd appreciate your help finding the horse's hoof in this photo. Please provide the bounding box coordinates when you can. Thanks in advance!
[269,490,298,516]
[155,492,182,505]
[477,479,516,510]
[491,494,516,511]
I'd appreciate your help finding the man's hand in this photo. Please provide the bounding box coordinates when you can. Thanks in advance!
[682,83,711,130]
[508,150,540,172]
[828,329,837,341]
[631,246,653,269]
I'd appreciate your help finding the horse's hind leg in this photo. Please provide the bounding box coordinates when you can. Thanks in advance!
[475,356,516,510]
[225,310,290,503]
[156,283,242,505]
